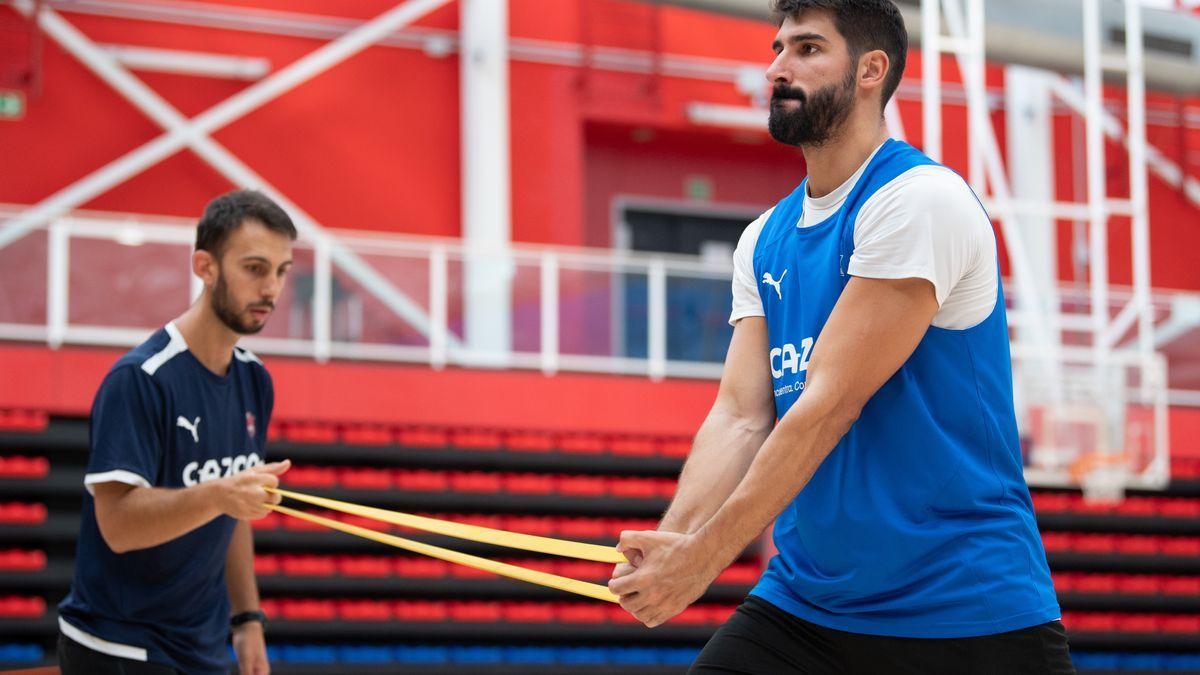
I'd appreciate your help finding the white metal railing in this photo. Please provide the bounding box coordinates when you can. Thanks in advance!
[2,206,1196,388]
[0,208,743,381]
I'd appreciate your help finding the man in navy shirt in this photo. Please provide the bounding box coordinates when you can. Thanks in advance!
[58,190,297,674]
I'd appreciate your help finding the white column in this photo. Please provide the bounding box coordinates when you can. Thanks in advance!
[1005,65,1060,346]
[460,0,512,360]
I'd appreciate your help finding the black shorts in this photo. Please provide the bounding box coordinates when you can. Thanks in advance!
[690,596,1075,675]
[57,633,180,675]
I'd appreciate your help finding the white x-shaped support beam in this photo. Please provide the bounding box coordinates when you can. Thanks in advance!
[2,0,458,350]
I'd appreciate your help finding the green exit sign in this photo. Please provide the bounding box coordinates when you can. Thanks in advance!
[0,91,25,120]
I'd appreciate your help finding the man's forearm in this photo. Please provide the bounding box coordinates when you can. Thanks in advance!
[226,520,260,613]
[94,482,224,553]
[658,406,771,535]
[693,383,858,570]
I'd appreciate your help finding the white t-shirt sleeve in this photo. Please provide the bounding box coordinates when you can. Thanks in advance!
[848,166,998,330]
[729,208,772,326]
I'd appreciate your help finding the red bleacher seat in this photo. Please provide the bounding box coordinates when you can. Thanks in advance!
[338,556,392,577]
[281,466,337,488]
[0,456,49,479]
[451,470,504,492]
[450,601,502,622]
[1114,497,1160,517]
[0,502,46,525]
[658,438,692,458]
[1161,615,1200,633]
[0,410,48,432]
[0,549,45,572]
[340,425,393,446]
[1031,492,1073,513]
[503,473,555,495]
[557,561,609,581]
[1074,574,1118,593]
[1117,575,1161,595]
[557,602,607,624]
[502,602,555,623]
[0,596,45,618]
[609,478,658,499]
[254,555,280,576]
[652,478,678,499]
[716,564,761,585]
[395,470,449,492]
[504,431,555,453]
[611,438,656,456]
[1072,534,1117,554]
[1159,499,1200,519]
[557,518,609,540]
[670,606,713,625]
[337,468,393,490]
[502,515,557,536]
[559,434,607,455]
[280,555,336,577]
[1063,612,1118,632]
[396,428,449,448]
[396,558,448,578]
[282,422,338,444]
[557,475,607,497]
[1160,537,1200,557]
[1116,535,1160,556]
[394,600,448,621]
[337,599,392,621]
[279,599,336,621]
[450,430,503,450]
[1116,614,1159,632]
[1162,577,1200,595]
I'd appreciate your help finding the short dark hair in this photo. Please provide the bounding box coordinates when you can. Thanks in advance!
[196,189,297,257]
[771,0,908,111]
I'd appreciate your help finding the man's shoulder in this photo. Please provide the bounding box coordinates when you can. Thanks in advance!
[106,328,176,385]
[861,165,987,224]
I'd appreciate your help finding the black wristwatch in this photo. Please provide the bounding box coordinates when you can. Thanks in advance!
[230,610,268,631]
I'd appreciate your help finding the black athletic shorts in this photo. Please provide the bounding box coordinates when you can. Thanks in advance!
[690,595,1075,675]
[57,633,181,675]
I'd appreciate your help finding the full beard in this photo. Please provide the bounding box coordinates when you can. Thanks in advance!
[211,273,269,335]
[767,68,857,148]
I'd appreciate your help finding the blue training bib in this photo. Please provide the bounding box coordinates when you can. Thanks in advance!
[749,139,1060,638]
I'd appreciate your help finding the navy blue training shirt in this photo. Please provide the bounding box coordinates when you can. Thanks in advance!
[58,322,273,674]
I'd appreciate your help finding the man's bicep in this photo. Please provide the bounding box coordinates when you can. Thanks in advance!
[804,277,938,413]
[716,317,775,423]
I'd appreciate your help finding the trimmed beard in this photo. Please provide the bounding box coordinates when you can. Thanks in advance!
[767,66,857,148]
[210,271,268,335]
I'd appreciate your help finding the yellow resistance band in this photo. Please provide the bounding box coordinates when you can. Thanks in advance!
[264,488,623,603]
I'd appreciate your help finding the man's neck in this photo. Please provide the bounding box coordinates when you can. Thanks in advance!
[173,301,241,377]
[801,117,889,199]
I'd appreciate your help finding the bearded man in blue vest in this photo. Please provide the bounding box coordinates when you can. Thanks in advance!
[608,1,1073,672]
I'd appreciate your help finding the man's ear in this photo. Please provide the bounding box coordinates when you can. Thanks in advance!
[193,249,218,289]
[859,49,889,94]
